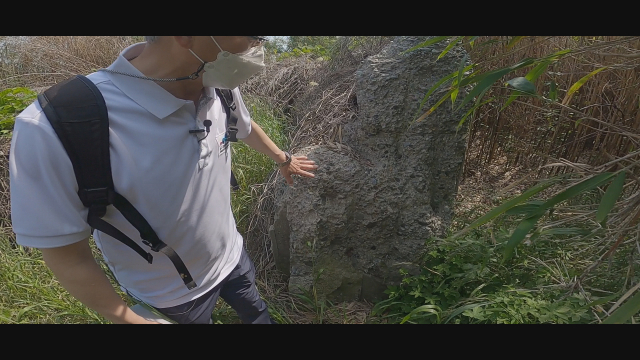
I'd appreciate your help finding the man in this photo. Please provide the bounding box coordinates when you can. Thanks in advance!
[9,36,317,324]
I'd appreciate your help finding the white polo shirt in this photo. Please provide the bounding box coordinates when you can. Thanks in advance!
[9,43,252,308]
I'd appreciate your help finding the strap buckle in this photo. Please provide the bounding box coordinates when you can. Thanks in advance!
[78,187,113,207]
[142,239,167,253]
[226,126,238,142]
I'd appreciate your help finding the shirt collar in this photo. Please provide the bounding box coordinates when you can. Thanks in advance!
[105,42,190,119]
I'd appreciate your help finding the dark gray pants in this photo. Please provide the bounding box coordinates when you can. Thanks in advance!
[154,248,274,324]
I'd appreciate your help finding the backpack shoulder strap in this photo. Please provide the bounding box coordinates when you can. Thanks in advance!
[37,75,196,290]
[215,88,239,143]
[37,75,113,201]
[215,88,240,191]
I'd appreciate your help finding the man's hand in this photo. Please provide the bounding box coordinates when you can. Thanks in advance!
[40,238,158,324]
[241,120,319,186]
[279,155,318,186]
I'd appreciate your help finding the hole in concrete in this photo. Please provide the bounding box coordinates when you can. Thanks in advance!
[345,247,354,257]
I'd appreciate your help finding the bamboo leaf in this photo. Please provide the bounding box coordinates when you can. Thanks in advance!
[418,65,472,111]
[466,36,479,47]
[561,67,607,105]
[371,300,406,316]
[451,53,470,106]
[438,36,464,60]
[401,305,441,324]
[596,171,626,224]
[458,58,537,110]
[581,293,620,310]
[526,61,551,82]
[603,288,640,324]
[457,97,495,131]
[533,172,615,216]
[451,88,459,107]
[402,36,450,54]
[415,88,455,122]
[543,48,572,61]
[504,201,545,216]
[444,302,493,324]
[548,80,558,101]
[538,227,592,236]
[451,179,558,239]
[502,61,552,110]
[456,53,470,90]
[506,36,526,49]
[458,68,496,87]
[458,68,513,110]
[503,212,545,262]
[506,77,536,94]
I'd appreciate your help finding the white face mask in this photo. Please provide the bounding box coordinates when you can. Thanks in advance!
[189,36,265,89]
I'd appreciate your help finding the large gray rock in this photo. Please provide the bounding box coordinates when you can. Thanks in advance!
[269,36,471,302]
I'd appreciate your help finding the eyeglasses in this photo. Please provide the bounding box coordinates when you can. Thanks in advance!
[247,36,268,46]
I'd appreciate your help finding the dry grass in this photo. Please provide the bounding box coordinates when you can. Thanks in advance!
[0,137,11,232]
[0,36,141,90]
[456,36,640,298]
[464,36,640,173]
[244,36,390,152]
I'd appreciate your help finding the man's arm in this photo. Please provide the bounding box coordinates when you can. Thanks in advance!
[40,238,157,324]
[241,120,318,185]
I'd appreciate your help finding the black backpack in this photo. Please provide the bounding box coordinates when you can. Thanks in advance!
[37,74,241,290]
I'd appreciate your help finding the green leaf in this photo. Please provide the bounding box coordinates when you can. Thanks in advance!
[526,61,552,82]
[459,68,512,109]
[451,179,558,239]
[501,61,551,110]
[504,201,545,216]
[548,80,558,101]
[416,88,456,122]
[400,305,441,324]
[456,53,470,91]
[456,97,495,131]
[16,304,38,323]
[418,65,473,112]
[458,57,537,110]
[402,36,450,54]
[444,302,492,324]
[502,212,545,262]
[596,171,626,224]
[450,53,470,106]
[450,88,459,107]
[506,77,536,94]
[538,227,592,236]
[457,69,494,88]
[506,36,526,49]
[499,173,615,257]
[533,172,616,216]
[562,67,607,105]
[438,36,464,60]
[371,300,406,316]
[581,293,620,310]
[543,48,572,61]
[603,289,640,324]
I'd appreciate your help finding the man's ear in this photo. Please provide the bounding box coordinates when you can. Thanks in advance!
[173,36,194,49]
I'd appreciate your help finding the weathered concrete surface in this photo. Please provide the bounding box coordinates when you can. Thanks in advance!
[269,36,471,302]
